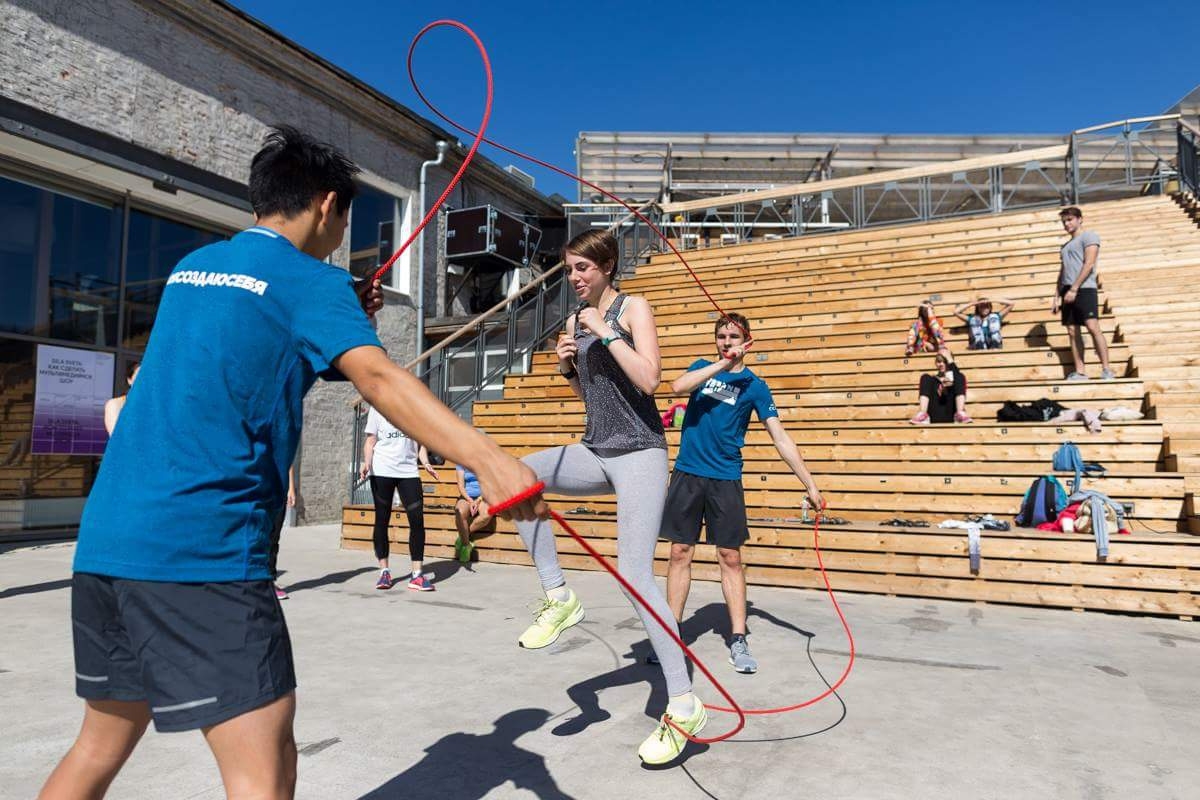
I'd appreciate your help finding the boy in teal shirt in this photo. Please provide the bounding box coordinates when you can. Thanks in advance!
[661,313,822,673]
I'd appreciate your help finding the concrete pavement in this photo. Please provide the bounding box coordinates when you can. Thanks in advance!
[1,524,1197,799]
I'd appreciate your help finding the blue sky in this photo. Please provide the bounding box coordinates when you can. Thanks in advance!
[231,0,1199,199]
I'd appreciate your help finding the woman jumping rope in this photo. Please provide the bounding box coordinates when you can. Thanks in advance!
[512,229,705,766]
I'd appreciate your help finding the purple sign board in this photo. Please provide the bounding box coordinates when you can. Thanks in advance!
[32,345,115,456]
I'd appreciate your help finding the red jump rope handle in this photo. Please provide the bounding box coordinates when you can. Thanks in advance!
[488,481,546,516]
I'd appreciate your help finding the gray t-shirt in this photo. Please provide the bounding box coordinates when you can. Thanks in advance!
[1060,229,1100,289]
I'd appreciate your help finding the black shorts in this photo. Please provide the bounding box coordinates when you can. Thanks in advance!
[1060,285,1099,326]
[660,470,749,549]
[71,573,296,732]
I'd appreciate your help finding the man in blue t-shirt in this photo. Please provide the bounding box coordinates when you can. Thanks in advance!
[42,126,546,800]
[660,313,822,674]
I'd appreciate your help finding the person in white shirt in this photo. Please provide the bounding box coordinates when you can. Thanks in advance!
[359,406,438,590]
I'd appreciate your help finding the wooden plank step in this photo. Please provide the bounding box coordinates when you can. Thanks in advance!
[340,527,1200,616]
[344,523,1199,594]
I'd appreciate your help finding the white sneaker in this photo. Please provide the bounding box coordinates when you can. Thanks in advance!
[518,589,585,649]
[637,700,708,765]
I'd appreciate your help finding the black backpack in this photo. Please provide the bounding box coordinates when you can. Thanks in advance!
[1015,475,1069,527]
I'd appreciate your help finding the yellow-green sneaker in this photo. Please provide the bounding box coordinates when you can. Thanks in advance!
[637,700,708,765]
[517,589,585,649]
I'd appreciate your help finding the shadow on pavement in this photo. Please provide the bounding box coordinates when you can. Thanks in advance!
[359,708,573,799]
[0,577,73,599]
[283,567,375,594]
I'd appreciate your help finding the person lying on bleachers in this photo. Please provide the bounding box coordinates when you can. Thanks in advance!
[953,296,1015,350]
[909,347,973,424]
[904,300,946,357]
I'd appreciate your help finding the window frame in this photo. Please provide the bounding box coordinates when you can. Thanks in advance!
[350,175,412,296]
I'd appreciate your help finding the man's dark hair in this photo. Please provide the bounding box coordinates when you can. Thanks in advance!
[1059,206,1083,220]
[125,360,140,380]
[715,312,751,336]
[248,125,360,219]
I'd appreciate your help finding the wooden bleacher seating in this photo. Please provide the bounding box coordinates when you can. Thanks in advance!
[343,194,1200,618]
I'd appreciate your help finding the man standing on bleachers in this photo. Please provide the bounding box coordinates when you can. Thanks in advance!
[1053,206,1114,380]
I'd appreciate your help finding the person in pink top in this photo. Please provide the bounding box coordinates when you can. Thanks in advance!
[905,300,946,357]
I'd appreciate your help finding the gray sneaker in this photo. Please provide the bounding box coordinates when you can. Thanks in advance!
[1100,368,1116,380]
[729,636,758,674]
[1066,372,1089,381]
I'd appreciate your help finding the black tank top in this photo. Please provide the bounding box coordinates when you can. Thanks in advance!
[575,293,666,451]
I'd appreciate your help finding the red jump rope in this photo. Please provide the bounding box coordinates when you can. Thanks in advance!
[374,19,856,745]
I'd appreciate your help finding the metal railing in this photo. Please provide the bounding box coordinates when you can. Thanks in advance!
[583,114,1185,252]
[1179,119,1200,197]
[1069,114,1181,202]
[347,202,659,503]
[652,144,1072,246]
[564,203,666,265]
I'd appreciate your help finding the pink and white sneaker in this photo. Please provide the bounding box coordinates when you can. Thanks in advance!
[954,412,974,424]
[407,574,435,592]
[909,412,930,425]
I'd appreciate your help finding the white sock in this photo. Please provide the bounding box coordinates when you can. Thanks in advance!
[667,693,696,718]
[547,585,571,603]
[412,570,421,579]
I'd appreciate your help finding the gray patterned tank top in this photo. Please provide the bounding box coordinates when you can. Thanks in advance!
[575,293,666,451]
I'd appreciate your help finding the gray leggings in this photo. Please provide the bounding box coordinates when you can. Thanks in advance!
[516,444,690,696]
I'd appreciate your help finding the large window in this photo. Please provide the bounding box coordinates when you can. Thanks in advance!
[349,183,404,290]
[123,210,224,350]
[0,170,229,537]
[0,175,122,346]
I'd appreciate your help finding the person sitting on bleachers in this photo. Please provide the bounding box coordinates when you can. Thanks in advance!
[954,296,1014,350]
[910,347,973,424]
[904,300,947,357]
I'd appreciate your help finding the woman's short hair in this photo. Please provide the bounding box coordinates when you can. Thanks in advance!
[563,230,620,280]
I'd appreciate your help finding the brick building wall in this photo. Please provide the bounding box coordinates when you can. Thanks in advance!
[1,0,559,524]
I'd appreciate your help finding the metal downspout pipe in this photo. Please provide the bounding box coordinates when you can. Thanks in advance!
[417,140,449,368]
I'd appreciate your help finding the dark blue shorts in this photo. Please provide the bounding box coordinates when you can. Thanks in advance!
[71,573,296,732]
[660,470,750,549]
